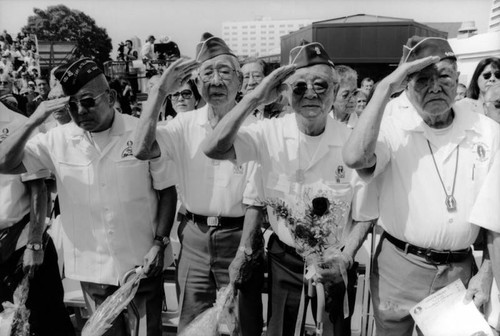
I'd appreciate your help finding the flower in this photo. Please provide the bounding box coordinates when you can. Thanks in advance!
[312,197,329,216]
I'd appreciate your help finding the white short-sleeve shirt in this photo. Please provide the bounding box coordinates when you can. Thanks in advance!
[370,92,500,250]
[0,104,31,250]
[234,113,377,247]
[156,105,261,217]
[23,112,176,285]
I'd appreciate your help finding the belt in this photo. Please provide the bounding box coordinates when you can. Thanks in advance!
[384,232,471,265]
[185,210,244,227]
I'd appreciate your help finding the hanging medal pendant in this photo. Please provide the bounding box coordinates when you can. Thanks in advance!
[445,195,457,212]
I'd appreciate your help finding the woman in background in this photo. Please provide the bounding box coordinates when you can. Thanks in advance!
[462,57,500,114]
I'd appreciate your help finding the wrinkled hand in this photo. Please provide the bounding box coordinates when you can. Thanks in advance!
[143,245,164,277]
[155,58,199,95]
[23,248,44,279]
[311,252,352,285]
[32,97,70,121]
[380,55,440,94]
[248,64,296,106]
[464,269,493,308]
[229,250,248,289]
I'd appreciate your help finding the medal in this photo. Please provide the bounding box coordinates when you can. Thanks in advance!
[445,195,457,212]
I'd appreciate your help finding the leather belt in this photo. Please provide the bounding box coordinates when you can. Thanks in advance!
[384,232,471,265]
[185,210,244,227]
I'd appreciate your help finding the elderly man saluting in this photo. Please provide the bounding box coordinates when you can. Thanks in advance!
[342,36,500,335]
[203,42,376,335]
[0,58,178,336]
[133,34,265,335]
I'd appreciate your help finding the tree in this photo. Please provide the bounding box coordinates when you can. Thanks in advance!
[22,4,112,67]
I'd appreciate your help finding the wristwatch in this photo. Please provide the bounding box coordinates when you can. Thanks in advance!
[154,235,170,247]
[26,243,43,251]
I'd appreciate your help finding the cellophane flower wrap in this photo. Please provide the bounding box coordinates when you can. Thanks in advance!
[179,285,238,336]
[82,267,146,336]
[0,274,30,336]
[263,182,352,319]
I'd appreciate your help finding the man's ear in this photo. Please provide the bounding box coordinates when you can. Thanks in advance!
[236,70,243,91]
[331,82,340,103]
[108,89,117,107]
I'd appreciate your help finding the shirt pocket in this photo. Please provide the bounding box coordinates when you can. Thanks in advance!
[58,160,92,204]
[214,162,244,187]
[112,158,151,201]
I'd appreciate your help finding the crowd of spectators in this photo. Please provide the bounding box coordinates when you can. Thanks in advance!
[0,29,42,117]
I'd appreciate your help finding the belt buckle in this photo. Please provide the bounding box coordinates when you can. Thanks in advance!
[207,216,220,227]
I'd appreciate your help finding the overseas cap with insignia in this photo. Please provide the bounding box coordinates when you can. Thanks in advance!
[54,58,103,96]
[195,32,236,63]
[289,41,334,69]
[401,36,456,64]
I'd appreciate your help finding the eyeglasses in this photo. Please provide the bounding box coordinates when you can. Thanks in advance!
[290,81,329,96]
[198,66,236,83]
[68,91,107,111]
[168,90,193,101]
[243,72,264,81]
[482,71,500,80]
[0,81,10,85]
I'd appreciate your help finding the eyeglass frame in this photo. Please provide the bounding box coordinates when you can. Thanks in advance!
[197,66,237,83]
[289,80,331,97]
[482,71,500,81]
[168,89,193,101]
[68,91,107,112]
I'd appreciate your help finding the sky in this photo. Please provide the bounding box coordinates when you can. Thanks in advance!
[0,0,494,58]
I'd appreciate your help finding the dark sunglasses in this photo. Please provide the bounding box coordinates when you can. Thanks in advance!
[291,81,329,96]
[0,81,10,85]
[168,90,193,101]
[68,92,106,111]
[482,71,500,80]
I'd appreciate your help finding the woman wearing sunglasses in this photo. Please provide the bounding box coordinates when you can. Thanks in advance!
[165,79,203,118]
[462,57,500,114]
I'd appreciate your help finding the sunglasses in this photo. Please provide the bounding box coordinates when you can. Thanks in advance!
[168,90,193,101]
[68,91,107,111]
[291,81,329,96]
[482,71,500,80]
[0,81,10,85]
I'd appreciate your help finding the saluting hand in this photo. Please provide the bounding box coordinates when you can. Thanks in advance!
[155,58,199,96]
[31,97,70,122]
[248,64,296,106]
[380,55,440,95]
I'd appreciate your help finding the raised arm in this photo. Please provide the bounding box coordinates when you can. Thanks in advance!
[133,58,199,160]
[0,98,68,174]
[342,56,440,172]
[203,65,296,160]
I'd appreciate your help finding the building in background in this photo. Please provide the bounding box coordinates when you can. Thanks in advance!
[280,14,447,85]
[222,17,311,57]
[490,0,500,31]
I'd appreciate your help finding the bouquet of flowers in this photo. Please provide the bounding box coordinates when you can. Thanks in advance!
[82,267,146,336]
[179,285,238,336]
[264,184,351,335]
[0,274,30,336]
